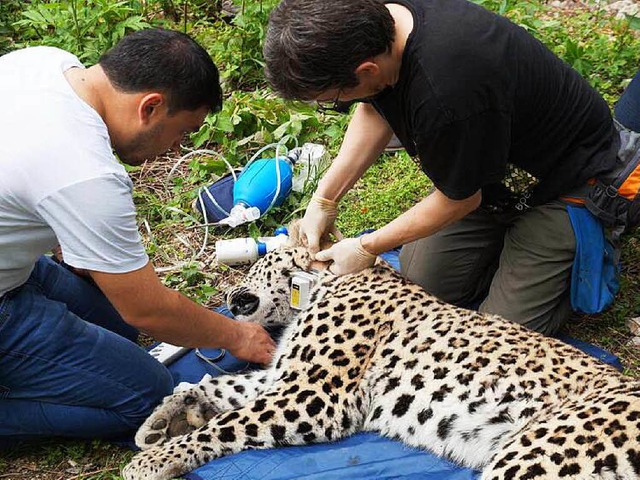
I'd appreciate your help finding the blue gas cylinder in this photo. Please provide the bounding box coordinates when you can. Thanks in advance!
[232,156,294,214]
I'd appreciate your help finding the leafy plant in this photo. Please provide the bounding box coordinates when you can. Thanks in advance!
[13,0,150,63]
[198,0,278,89]
[0,0,24,54]
[190,90,327,158]
[162,262,218,303]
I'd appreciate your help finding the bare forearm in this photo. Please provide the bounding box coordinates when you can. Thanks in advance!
[132,287,240,349]
[89,263,237,348]
[317,103,393,201]
[360,189,482,255]
[91,262,275,364]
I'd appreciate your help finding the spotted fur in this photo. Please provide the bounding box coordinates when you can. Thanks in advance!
[124,246,640,480]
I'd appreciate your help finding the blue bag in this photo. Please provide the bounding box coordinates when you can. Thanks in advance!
[566,205,620,314]
[195,170,239,222]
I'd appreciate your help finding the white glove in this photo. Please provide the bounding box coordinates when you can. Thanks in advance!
[299,195,341,254]
[315,237,376,276]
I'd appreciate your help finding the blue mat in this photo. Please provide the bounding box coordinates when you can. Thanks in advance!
[159,248,621,480]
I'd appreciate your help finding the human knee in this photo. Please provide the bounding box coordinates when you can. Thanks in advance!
[401,258,488,308]
[119,366,174,427]
[479,298,571,336]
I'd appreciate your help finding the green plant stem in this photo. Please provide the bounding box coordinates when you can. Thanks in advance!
[183,0,187,33]
[70,0,83,56]
[240,0,247,69]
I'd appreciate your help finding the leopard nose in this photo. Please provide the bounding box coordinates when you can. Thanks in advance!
[229,292,260,316]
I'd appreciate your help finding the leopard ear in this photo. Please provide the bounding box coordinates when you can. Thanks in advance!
[286,219,335,251]
[292,246,312,270]
[286,219,304,247]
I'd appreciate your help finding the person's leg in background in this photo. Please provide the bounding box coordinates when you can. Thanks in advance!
[479,201,576,335]
[615,68,640,132]
[399,209,508,309]
[400,201,575,335]
[0,256,173,442]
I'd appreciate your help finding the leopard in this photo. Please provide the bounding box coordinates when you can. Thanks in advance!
[124,236,640,480]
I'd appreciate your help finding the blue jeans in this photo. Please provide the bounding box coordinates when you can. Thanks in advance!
[0,256,173,443]
[615,68,640,132]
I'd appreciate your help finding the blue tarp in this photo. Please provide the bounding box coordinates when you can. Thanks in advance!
[186,432,479,480]
[159,247,621,480]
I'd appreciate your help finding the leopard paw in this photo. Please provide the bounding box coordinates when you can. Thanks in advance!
[134,387,219,450]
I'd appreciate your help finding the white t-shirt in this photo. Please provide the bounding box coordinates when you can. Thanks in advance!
[0,46,149,296]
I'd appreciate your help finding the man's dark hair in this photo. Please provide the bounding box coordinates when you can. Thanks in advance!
[99,29,222,114]
[263,0,395,100]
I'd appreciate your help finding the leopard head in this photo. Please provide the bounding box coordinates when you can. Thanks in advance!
[225,245,313,326]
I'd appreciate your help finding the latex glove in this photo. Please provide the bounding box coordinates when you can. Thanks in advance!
[315,237,376,276]
[227,322,277,365]
[299,195,341,254]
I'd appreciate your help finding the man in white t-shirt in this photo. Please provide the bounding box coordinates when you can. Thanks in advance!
[0,29,275,441]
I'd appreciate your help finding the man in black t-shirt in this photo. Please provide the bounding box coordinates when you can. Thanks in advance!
[263,0,619,334]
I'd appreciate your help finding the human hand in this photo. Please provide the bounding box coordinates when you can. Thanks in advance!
[227,321,276,365]
[51,245,64,263]
[299,195,341,254]
[315,237,376,276]
[51,245,91,278]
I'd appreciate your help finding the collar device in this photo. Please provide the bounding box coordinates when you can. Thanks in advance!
[290,270,319,310]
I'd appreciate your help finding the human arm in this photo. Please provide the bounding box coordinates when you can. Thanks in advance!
[317,104,511,274]
[316,102,394,201]
[300,103,394,253]
[90,262,276,364]
[359,188,481,254]
[316,188,481,275]
[36,176,275,364]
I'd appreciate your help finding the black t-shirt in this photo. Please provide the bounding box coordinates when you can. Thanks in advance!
[372,0,619,211]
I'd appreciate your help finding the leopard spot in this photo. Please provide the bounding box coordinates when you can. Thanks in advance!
[306,396,326,417]
[392,394,415,417]
[218,426,236,443]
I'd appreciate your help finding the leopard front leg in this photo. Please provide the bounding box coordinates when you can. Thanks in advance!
[134,370,268,450]
[124,387,364,480]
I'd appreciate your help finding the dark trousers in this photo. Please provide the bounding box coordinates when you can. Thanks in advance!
[615,69,640,132]
[0,256,173,442]
[400,201,575,335]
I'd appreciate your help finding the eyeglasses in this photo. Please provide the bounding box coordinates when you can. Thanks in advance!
[316,89,342,113]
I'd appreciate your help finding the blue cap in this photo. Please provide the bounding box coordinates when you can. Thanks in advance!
[257,241,267,256]
[274,226,288,236]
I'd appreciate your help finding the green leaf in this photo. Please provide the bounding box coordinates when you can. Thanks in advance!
[626,14,640,31]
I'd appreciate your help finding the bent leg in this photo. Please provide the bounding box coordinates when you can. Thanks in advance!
[615,68,640,132]
[399,209,506,308]
[479,201,575,335]
[0,281,173,441]
[32,255,138,341]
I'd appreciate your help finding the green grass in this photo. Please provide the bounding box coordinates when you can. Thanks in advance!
[0,439,133,479]
[338,152,432,236]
